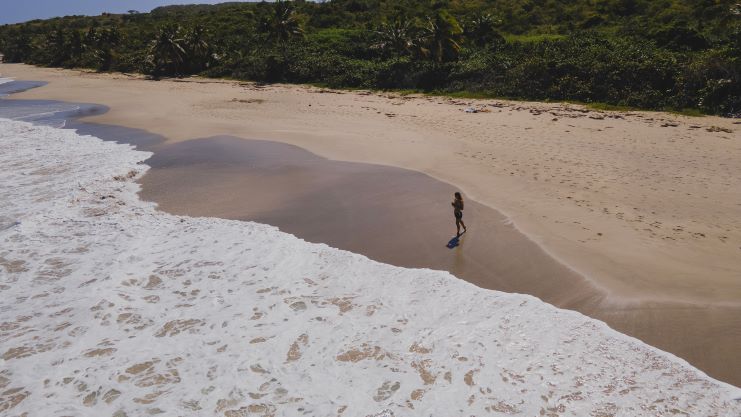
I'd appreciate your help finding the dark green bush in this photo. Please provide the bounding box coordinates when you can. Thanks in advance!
[1,0,738,115]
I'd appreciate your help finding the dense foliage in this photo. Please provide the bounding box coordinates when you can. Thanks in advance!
[1,0,739,115]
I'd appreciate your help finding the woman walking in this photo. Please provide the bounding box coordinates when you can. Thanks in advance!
[452,192,467,237]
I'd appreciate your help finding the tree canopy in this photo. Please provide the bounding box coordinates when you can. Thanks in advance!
[1,0,739,115]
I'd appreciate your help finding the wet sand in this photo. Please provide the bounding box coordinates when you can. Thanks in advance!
[139,136,601,307]
[137,135,741,387]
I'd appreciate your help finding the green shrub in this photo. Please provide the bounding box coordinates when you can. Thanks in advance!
[1,0,738,115]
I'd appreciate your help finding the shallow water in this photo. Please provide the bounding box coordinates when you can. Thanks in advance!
[0,79,47,96]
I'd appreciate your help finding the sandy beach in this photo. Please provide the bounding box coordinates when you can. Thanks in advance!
[2,63,740,385]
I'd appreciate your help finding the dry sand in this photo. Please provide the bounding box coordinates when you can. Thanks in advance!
[2,64,740,384]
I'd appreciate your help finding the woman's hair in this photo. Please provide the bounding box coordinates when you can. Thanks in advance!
[454,192,462,200]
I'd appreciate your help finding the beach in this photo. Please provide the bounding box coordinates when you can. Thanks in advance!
[1,113,740,417]
[1,63,740,386]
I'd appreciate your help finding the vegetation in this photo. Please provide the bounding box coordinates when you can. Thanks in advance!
[1,0,739,116]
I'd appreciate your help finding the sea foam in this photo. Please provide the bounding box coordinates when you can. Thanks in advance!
[1,118,739,416]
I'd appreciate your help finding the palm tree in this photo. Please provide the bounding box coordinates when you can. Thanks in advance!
[420,11,463,63]
[148,25,186,77]
[261,1,304,47]
[99,27,120,71]
[464,13,504,47]
[373,18,418,57]
[182,25,211,73]
[83,26,120,71]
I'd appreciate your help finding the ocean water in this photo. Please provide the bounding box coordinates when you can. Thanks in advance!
[0,79,47,98]
[0,97,105,129]
[1,107,740,415]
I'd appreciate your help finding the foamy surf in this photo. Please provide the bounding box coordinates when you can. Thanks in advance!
[0,118,739,416]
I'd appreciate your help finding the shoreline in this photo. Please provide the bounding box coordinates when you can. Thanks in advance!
[2,64,741,385]
[2,65,739,306]
[137,134,605,307]
[2,117,738,416]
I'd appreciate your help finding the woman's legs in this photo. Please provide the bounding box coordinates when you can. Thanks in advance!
[455,213,467,236]
[456,218,466,236]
